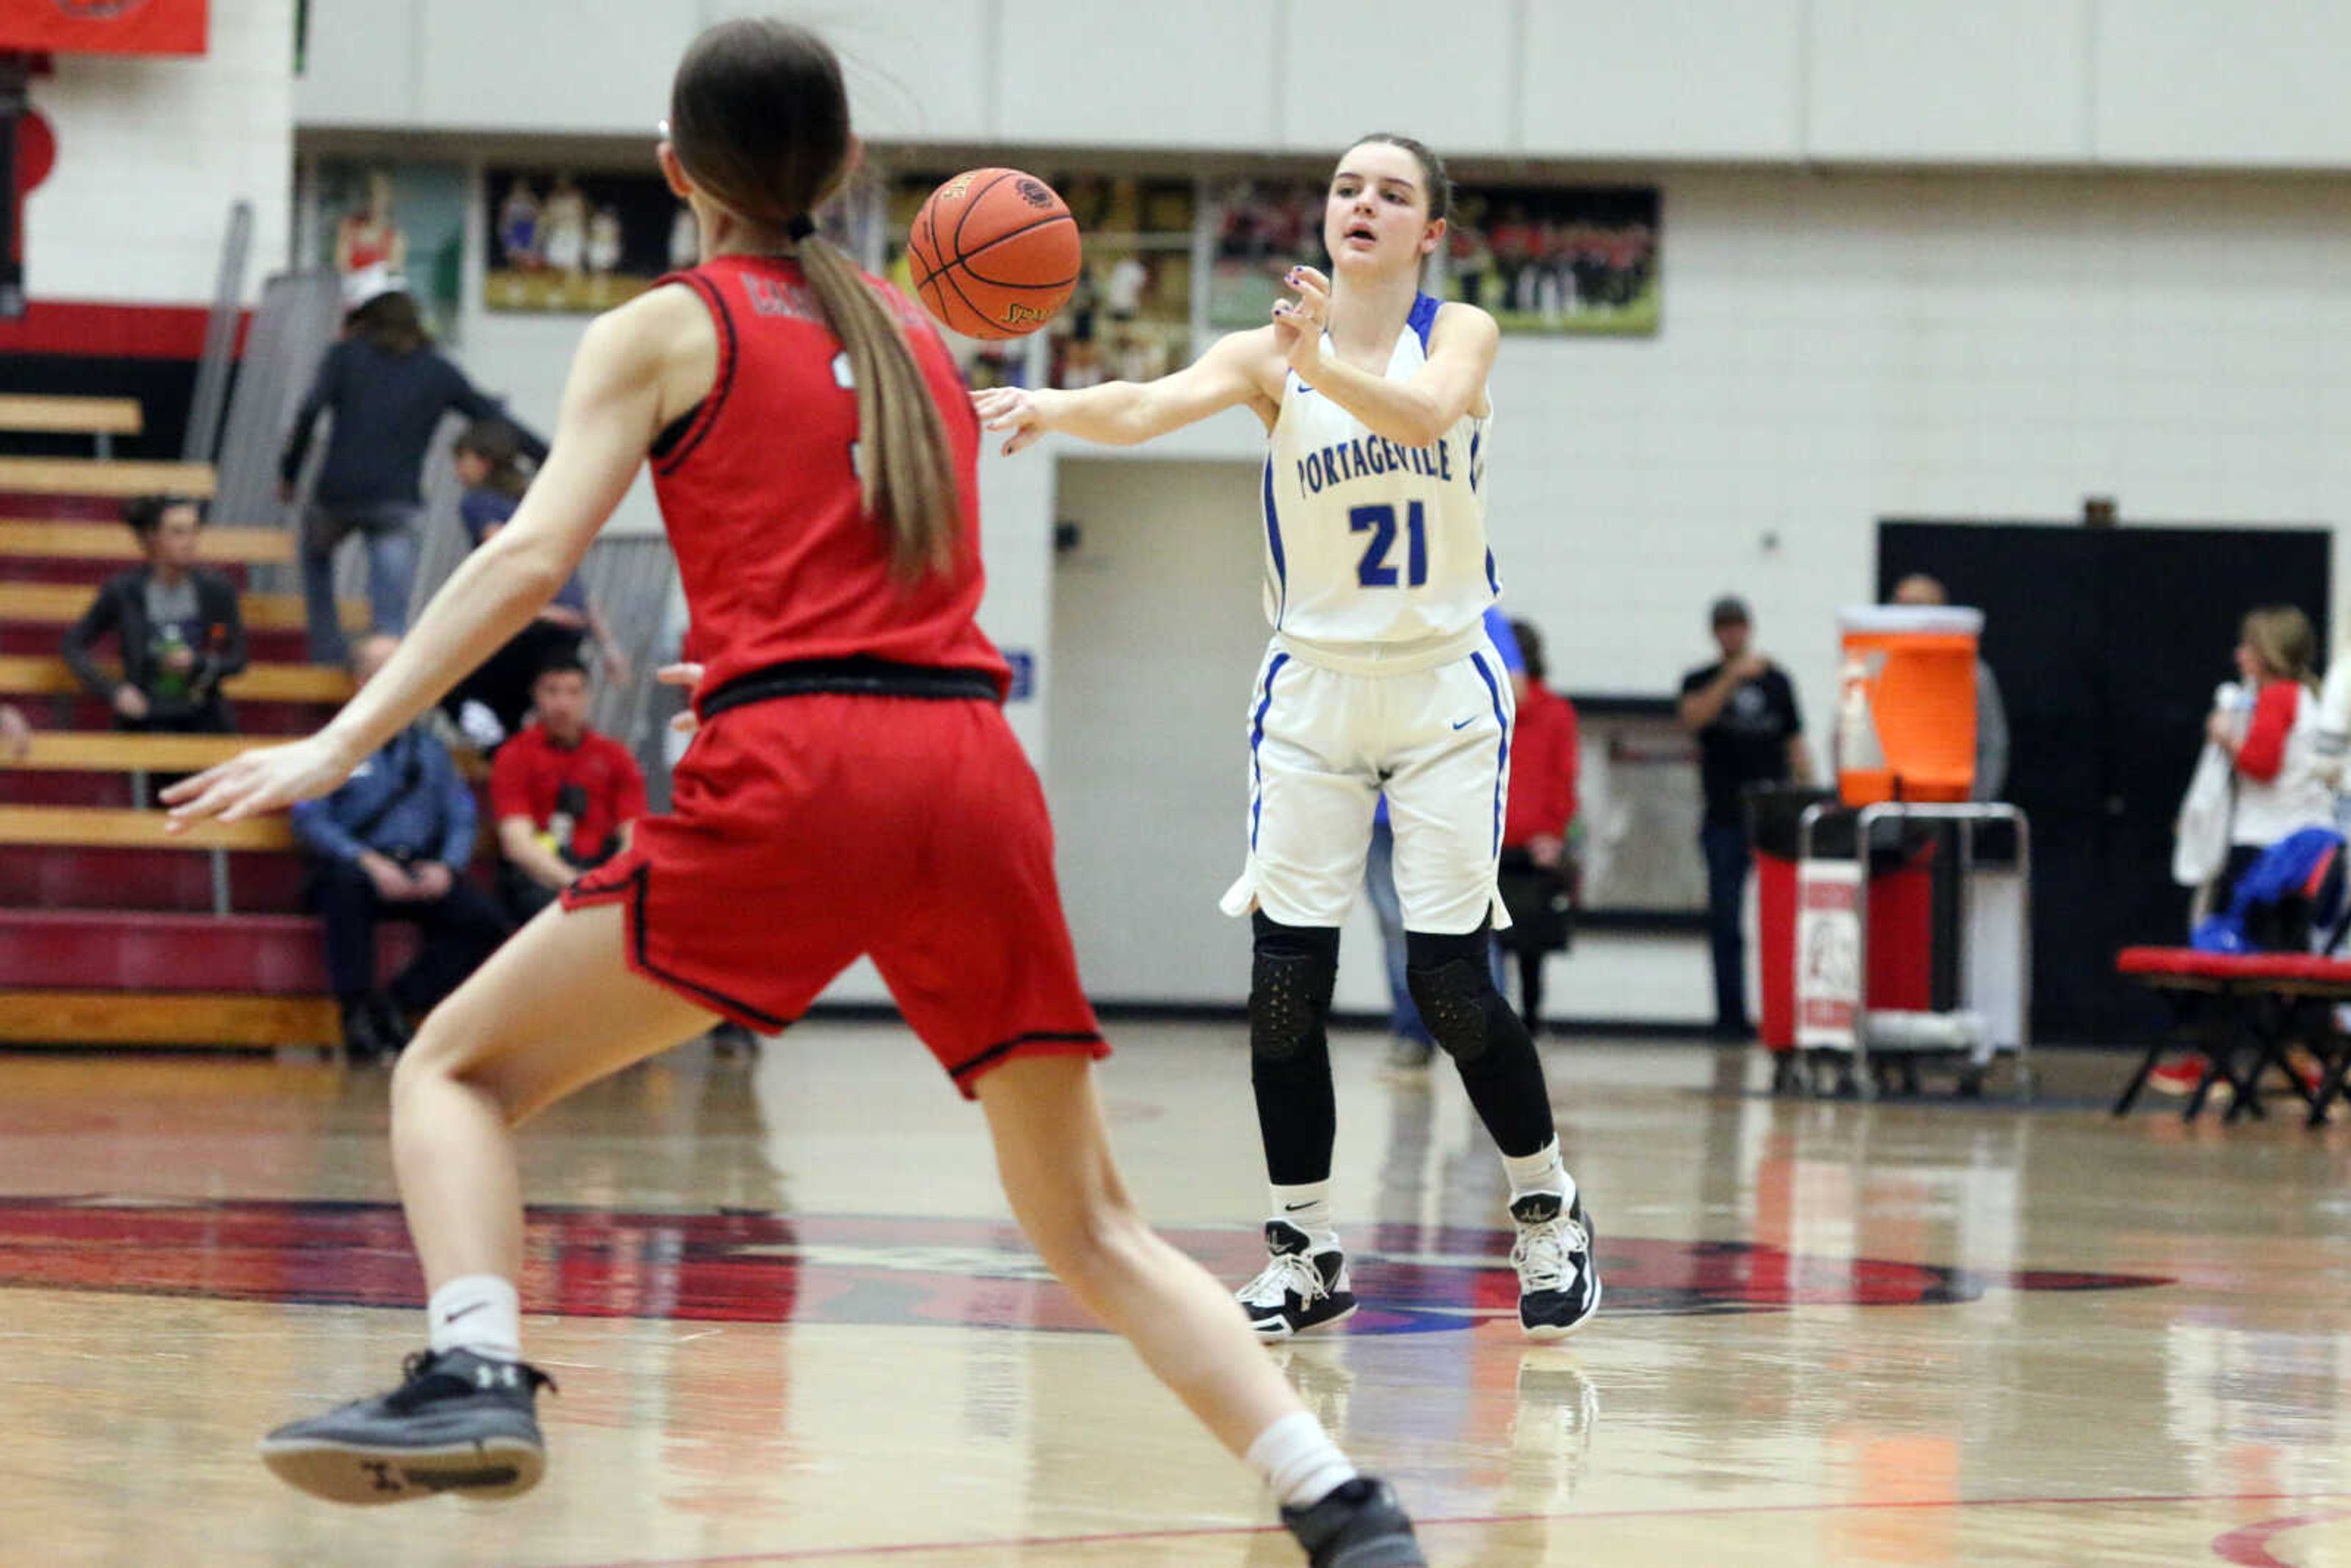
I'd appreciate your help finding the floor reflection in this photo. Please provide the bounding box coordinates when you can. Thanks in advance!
[4,1028,2351,1566]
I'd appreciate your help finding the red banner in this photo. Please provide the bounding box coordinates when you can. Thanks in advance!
[0,0,208,56]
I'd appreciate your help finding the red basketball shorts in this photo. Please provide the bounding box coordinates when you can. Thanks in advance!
[564,694,1106,1096]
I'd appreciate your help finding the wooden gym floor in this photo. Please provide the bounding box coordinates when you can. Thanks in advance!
[4,1023,2349,1567]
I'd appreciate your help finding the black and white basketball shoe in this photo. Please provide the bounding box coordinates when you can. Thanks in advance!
[1237,1218,1359,1341]
[1509,1190,1602,1340]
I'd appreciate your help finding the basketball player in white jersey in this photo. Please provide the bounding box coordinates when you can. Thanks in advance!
[977,134,1599,1343]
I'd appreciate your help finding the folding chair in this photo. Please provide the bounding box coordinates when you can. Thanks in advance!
[2113,833,2349,1125]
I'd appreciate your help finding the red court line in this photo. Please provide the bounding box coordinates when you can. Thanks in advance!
[2211,1507,2351,1567]
[567,1490,2351,1567]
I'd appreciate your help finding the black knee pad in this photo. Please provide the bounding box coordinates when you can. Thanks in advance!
[1250,914,1340,1064]
[1406,926,1502,1065]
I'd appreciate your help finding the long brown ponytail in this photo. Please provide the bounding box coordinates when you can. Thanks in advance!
[669,18,961,580]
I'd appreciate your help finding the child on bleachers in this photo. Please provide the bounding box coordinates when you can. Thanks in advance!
[59,495,247,735]
[443,419,629,748]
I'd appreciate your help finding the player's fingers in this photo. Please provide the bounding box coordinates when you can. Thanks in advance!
[164,773,239,829]
[654,662,703,688]
[157,768,214,806]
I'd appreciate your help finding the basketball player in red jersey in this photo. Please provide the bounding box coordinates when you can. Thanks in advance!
[163,20,1420,1567]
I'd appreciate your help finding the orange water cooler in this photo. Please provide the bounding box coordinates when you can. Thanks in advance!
[1833,606,1984,805]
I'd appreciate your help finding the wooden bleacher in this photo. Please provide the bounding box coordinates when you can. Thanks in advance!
[0,655,354,705]
[0,581,364,634]
[0,805,294,853]
[0,396,143,459]
[0,456,214,498]
[10,732,280,774]
[1,475,353,1049]
[0,518,294,565]
[0,991,338,1049]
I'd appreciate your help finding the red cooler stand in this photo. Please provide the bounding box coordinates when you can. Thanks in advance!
[1749,787,1933,1054]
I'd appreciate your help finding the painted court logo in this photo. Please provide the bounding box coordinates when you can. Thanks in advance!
[0,1199,2167,1335]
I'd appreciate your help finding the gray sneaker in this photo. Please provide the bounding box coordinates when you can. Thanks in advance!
[259,1348,555,1505]
[1281,1476,1427,1567]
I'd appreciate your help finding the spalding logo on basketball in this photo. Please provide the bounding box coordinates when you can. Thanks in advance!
[906,168,1081,342]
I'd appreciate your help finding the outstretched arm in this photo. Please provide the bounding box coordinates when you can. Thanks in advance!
[973,328,1280,454]
[166,285,709,825]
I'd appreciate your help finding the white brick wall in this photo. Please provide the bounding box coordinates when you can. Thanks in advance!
[23,0,294,306]
[1492,169,2351,732]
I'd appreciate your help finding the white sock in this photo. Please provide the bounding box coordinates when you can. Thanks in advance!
[1247,1411,1359,1509]
[1268,1181,1338,1251]
[427,1274,522,1362]
[1501,1139,1574,1207]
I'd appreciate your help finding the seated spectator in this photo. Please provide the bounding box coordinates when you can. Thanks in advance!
[1497,618,1578,1032]
[61,495,247,734]
[488,653,648,923]
[291,633,512,1062]
[2150,606,2333,1096]
[0,703,29,762]
[444,419,629,748]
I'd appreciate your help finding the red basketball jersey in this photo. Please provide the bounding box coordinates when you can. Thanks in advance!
[650,254,1009,701]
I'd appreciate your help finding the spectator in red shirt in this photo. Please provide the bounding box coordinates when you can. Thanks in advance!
[487,654,648,923]
[1497,619,1578,1031]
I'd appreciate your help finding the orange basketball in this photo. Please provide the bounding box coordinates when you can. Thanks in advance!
[907,168,1081,340]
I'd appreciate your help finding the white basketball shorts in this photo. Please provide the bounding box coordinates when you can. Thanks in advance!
[1219,635,1516,933]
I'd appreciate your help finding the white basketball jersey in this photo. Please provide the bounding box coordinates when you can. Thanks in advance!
[1258,293,1495,661]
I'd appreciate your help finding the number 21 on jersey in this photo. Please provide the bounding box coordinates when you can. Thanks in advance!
[1351,501,1427,588]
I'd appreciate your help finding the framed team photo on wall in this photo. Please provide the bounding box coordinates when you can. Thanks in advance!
[1210,178,1660,337]
[312,160,468,343]
[1442,184,1660,336]
[482,168,692,314]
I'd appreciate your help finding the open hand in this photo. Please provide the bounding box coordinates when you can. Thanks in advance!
[162,731,361,828]
[973,385,1056,457]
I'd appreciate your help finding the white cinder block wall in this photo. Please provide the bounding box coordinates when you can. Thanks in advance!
[24,0,294,305]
